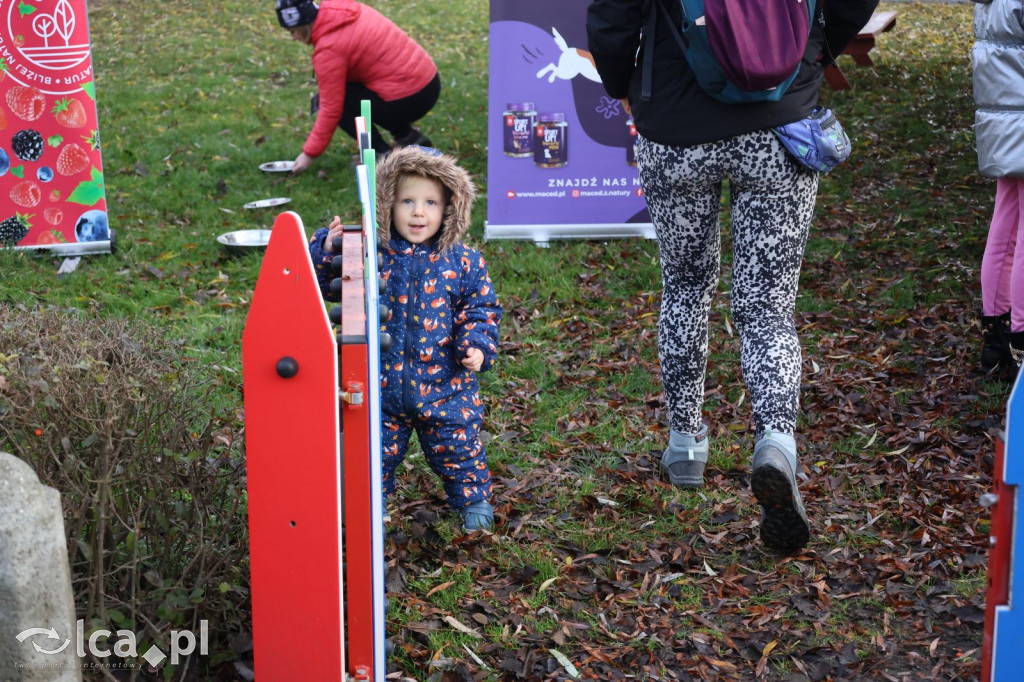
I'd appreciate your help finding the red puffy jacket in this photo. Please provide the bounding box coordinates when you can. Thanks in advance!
[304,0,437,157]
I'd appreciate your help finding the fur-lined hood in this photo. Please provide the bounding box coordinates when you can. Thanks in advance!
[376,146,476,252]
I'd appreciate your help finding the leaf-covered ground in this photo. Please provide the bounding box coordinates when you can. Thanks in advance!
[371,3,1003,681]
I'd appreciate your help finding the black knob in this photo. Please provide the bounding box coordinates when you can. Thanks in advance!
[329,306,342,325]
[276,357,299,378]
[332,236,344,254]
[330,277,343,298]
[378,275,386,292]
[379,304,390,324]
[331,255,343,275]
[377,252,384,270]
[384,638,395,658]
[379,332,392,352]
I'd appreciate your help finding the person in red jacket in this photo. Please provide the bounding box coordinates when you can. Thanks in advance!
[275,0,441,173]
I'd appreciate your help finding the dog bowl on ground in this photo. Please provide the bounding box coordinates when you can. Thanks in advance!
[217,229,271,255]
[259,160,295,173]
[243,197,291,209]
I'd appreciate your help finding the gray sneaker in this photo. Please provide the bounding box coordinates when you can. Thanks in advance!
[751,436,810,553]
[661,425,709,488]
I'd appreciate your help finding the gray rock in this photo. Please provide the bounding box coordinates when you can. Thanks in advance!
[0,452,81,681]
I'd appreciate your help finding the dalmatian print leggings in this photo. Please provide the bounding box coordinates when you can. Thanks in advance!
[636,130,819,440]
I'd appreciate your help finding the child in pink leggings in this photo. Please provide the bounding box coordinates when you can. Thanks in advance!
[980,179,1024,373]
[973,0,1024,375]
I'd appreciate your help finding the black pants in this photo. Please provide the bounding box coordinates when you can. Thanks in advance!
[337,72,441,154]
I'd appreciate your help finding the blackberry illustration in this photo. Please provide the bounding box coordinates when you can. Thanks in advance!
[11,129,43,161]
[0,214,30,246]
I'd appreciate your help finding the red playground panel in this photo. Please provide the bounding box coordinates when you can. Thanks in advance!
[242,212,345,679]
[338,224,377,678]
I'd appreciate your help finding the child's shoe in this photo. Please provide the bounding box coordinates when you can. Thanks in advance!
[981,313,1012,372]
[751,431,809,553]
[1010,331,1024,381]
[459,500,494,532]
[660,425,709,488]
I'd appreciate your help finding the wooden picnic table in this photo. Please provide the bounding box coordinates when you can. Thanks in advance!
[824,10,899,90]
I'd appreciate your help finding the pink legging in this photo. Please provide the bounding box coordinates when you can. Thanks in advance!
[982,177,1024,332]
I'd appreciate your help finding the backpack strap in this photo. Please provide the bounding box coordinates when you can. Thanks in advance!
[641,0,657,100]
[642,0,692,100]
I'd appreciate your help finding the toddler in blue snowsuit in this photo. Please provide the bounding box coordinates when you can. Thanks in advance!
[309,146,502,531]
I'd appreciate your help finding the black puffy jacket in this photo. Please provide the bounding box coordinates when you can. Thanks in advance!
[586,0,879,147]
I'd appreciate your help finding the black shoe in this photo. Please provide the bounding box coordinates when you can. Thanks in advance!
[981,313,1012,372]
[1010,331,1024,380]
[751,442,810,554]
[393,128,432,149]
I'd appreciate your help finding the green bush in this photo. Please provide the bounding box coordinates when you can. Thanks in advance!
[0,304,248,677]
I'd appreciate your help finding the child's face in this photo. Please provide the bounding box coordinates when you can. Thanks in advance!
[393,175,446,245]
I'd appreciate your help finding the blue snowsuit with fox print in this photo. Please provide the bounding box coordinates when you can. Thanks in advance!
[309,146,501,510]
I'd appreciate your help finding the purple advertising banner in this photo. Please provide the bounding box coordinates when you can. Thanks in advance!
[485,0,653,244]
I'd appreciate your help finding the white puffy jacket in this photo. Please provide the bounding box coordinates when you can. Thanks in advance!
[973,0,1024,178]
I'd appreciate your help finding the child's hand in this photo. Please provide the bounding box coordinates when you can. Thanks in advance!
[322,216,344,253]
[461,347,483,372]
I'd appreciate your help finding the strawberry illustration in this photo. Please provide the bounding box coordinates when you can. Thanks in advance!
[43,207,63,225]
[6,85,46,122]
[48,189,61,202]
[56,143,90,176]
[37,229,65,245]
[0,57,7,82]
[10,180,41,208]
[52,98,87,128]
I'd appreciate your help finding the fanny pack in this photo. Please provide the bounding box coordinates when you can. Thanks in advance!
[772,106,851,173]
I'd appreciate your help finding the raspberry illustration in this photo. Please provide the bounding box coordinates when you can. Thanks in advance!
[11,129,44,161]
[10,180,41,208]
[52,98,87,128]
[6,85,46,121]
[56,143,90,176]
[0,214,30,246]
[43,207,63,225]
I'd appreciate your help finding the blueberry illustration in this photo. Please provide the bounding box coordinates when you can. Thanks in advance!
[36,166,53,182]
[0,148,9,177]
[74,210,109,242]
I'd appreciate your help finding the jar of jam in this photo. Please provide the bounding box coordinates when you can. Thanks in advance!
[534,113,568,168]
[502,102,536,157]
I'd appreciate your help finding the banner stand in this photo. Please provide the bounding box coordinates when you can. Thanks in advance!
[485,0,653,244]
[484,222,655,246]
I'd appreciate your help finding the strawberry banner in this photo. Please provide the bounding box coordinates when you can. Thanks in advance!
[0,0,109,253]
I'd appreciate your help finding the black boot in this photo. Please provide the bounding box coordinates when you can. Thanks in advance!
[1010,331,1024,380]
[393,127,432,149]
[981,313,1012,372]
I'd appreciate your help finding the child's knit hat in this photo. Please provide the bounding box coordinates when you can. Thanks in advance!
[376,146,476,252]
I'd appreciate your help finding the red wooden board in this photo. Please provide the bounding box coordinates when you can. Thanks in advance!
[242,211,344,680]
[339,228,375,679]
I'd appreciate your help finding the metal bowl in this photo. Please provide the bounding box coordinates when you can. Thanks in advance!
[217,229,271,255]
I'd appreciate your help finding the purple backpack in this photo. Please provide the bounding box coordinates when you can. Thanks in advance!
[658,0,816,103]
